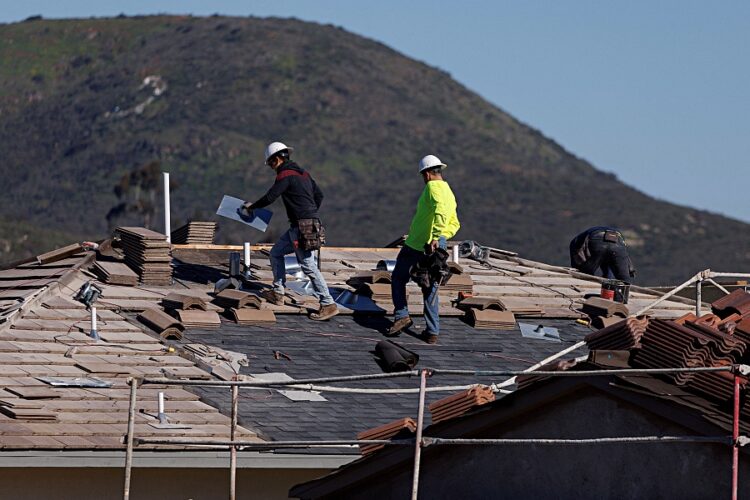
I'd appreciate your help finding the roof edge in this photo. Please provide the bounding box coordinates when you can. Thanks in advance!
[0,450,355,469]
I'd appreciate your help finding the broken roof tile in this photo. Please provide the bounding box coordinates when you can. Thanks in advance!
[711,289,750,319]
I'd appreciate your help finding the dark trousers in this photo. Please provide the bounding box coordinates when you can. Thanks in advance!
[579,237,631,282]
[391,238,446,335]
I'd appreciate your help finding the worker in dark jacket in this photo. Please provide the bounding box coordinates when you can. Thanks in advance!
[569,226,635,282]
[241,142,338,321]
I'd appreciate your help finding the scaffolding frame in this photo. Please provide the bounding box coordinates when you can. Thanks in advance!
[122,364,747,500]
[121,270,750,500]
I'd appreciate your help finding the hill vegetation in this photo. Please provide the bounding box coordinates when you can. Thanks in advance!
[0,15,747,283]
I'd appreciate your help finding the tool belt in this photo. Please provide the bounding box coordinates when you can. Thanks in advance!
[590,230,623,243]
[297,219,326,251]
[410,247,451,291]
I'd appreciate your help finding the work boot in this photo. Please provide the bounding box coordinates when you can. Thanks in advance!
[261,290,285,306]
[421,332,439,345]
[310,303,339,321]
[385,317,413,337]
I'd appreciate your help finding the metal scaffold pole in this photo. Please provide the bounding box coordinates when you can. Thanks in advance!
[230,385,239,500]
[123,378,138,500]
[411,369,428,500]
[732,374,740,500]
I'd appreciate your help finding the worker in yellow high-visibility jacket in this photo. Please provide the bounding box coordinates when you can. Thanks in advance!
[386,155,460,344]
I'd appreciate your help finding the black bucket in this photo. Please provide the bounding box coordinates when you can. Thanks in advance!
[601,279,630,304]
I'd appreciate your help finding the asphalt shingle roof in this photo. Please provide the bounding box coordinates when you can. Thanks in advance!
[183,315,591,451]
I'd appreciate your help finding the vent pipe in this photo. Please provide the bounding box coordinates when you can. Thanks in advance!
[452,245,460,264]
[90,306,99,341]
[157,391,167,424]
[243,242,251,278]
[163,172,171,243]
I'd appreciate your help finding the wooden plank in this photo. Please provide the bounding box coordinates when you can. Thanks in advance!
[36,244,84,265]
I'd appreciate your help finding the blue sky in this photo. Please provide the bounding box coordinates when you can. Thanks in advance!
[3,1,749,222]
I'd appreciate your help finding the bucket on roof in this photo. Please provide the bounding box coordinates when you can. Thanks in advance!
[601,279,630,304]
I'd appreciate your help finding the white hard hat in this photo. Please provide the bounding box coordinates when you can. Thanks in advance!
[264,141,294,162]
[418,154,447,173]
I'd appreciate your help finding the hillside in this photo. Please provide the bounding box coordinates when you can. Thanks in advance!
[0,15,747,284]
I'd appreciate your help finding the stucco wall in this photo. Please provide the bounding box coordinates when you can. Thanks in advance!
[328,390,745,500]
[0,467,330,500]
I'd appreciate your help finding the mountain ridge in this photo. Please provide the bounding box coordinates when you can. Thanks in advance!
[0,15,747,284]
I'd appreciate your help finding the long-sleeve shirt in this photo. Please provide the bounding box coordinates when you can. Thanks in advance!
[250,161,323,226]
[404,180,460,251]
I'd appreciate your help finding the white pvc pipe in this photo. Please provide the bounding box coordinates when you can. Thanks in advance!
[452,245,460,264]
[163,172,171,243]
[158,392,165,414]
[243,242,251,271]
[90,306,97,333]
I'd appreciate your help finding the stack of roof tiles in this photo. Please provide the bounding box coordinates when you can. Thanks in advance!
[581,290,750,408]
[466,309,516,330]
[170,221,217,244]
[428,386,495,424]
[584,316,649,350]
[213,289,275,325]
[632,318,746,385]
[115,227,172,285]
[356,417,416,455]
[457,297,515,330]
[440,273,473,294]
[581,296,630,329]
[92,261,139,286]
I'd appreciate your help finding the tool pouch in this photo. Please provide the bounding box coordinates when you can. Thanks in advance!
[297,219,326,251]
[410,248,451,291]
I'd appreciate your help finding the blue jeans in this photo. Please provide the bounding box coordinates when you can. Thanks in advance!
[270,227,334,305]
[391,237,447,335]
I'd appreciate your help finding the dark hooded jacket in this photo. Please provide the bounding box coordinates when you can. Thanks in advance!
[250,161,323,226]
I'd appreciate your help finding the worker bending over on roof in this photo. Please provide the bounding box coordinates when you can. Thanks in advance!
[241,142,339,321]
[569,226,636,282]
[387,155,460,344]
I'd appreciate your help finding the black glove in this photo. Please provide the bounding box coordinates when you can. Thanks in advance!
[237,204,254,222]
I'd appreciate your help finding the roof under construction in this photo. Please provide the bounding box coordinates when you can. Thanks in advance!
[0,230,701,461]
